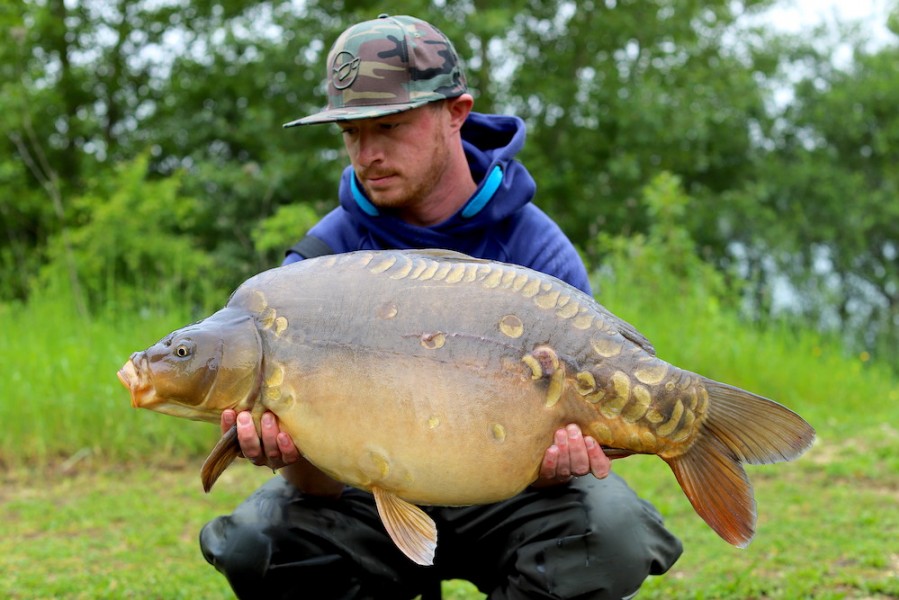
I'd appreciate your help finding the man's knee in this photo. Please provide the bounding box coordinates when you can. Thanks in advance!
[200,514,273,587]
[200,513,360,599]
[580,477,684,595]
[536,475,683,598]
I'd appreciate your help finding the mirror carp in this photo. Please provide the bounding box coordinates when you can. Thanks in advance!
[118,249,815,565]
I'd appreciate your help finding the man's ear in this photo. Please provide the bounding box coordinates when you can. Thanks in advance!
[446,94,474,131]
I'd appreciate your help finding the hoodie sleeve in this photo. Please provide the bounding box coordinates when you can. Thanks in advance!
[505,204,593,296]
[283,207,364,265]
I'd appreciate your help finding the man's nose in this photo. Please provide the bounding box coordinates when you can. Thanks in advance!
[356,129,384,166]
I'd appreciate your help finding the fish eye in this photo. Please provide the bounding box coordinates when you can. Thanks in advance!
[174,345,191,358]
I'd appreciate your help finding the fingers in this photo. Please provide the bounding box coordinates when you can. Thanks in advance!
[585,436,611,479]
[234,411,301,470]
[564,424,590,477]
[537,426,581,482]
[277,431,301,464]
[562,424,610,479]
[538,444,561,481]
[236,411,264,464]
[260,412,282,464]
[221,409,237,435]
[537,425,611,486]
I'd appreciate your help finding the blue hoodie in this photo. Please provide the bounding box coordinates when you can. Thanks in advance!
[284,112,591,295]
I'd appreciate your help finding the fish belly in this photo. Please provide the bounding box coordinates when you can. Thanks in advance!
[269,350,561,506]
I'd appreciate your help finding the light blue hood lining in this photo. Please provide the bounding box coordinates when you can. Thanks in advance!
[350,164,503,220]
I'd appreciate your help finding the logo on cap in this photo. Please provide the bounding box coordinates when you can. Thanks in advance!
[331,51,361,90]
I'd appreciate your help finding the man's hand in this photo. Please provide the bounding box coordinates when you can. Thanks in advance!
[221,409,301,470]
[221,409,344,497]
[532,424,610,487]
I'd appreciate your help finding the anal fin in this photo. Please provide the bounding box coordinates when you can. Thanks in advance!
[371,486,437,566]
[201,424,241,493]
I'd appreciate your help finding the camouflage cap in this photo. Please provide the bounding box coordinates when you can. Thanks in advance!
[283,14,468,127]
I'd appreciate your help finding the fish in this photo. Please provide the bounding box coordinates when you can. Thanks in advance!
[117,249,815,566]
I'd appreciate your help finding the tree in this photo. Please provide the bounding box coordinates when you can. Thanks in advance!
[3,0,897,363]
[755,26,899,356]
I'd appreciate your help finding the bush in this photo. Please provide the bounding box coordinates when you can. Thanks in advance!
[37,154,223,315]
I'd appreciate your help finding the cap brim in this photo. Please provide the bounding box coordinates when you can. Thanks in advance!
[283,101,430,128]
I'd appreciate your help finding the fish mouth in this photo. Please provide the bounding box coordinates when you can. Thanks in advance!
[117,355,155,408]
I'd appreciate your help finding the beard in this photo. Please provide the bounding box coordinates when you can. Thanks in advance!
[358,128,450,212]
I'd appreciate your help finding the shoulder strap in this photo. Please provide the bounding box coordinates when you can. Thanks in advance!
[286,235,334,260]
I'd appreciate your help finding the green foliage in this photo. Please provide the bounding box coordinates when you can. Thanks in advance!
[36,153,221,313]
[509,1,778,250]
[757,35,899,357]
[251,201,320,264]
[2,0,899,363]
[594,172,731,311]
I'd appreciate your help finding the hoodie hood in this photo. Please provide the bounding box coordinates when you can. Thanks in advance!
[335,111,536,255]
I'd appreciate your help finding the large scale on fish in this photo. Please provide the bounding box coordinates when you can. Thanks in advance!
[118,249,815,565]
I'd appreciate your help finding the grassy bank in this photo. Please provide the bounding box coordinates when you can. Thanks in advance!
[0,291,214,467]
[2,269,898,598]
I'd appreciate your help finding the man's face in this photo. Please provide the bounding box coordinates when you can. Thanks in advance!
[338,103,450,213]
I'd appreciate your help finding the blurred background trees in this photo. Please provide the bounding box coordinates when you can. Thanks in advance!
[2,0,897,362]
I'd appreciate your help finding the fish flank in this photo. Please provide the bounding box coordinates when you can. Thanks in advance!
[483,269,504,288]
[572,312,594,330]
[556,301,579,319]
[445,264,465,283]
[370,255,397,274]
[432,263,452,281]
[389,255,414,279]
[416,261,439,281]
[656,399,685,437]
[512,273,529,291]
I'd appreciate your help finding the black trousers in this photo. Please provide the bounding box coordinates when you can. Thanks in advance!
[200,474,682,600]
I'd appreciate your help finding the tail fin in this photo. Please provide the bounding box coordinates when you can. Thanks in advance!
[666,379,815,547]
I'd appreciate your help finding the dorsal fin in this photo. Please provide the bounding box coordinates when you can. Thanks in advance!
[402,248,480,261]
[590,303,656,355]
[371,486,438,565]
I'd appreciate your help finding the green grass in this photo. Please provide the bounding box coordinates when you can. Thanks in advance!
[0,291,214,466]
[1,463,264,598]
[2,271,898,598]
[0,462,485,599]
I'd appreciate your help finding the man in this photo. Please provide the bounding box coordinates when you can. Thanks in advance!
[200,14,682,599]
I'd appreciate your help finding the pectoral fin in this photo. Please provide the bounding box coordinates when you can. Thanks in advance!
[201,424,241,492]
[371,486,437,566]
[601,446,636,460]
